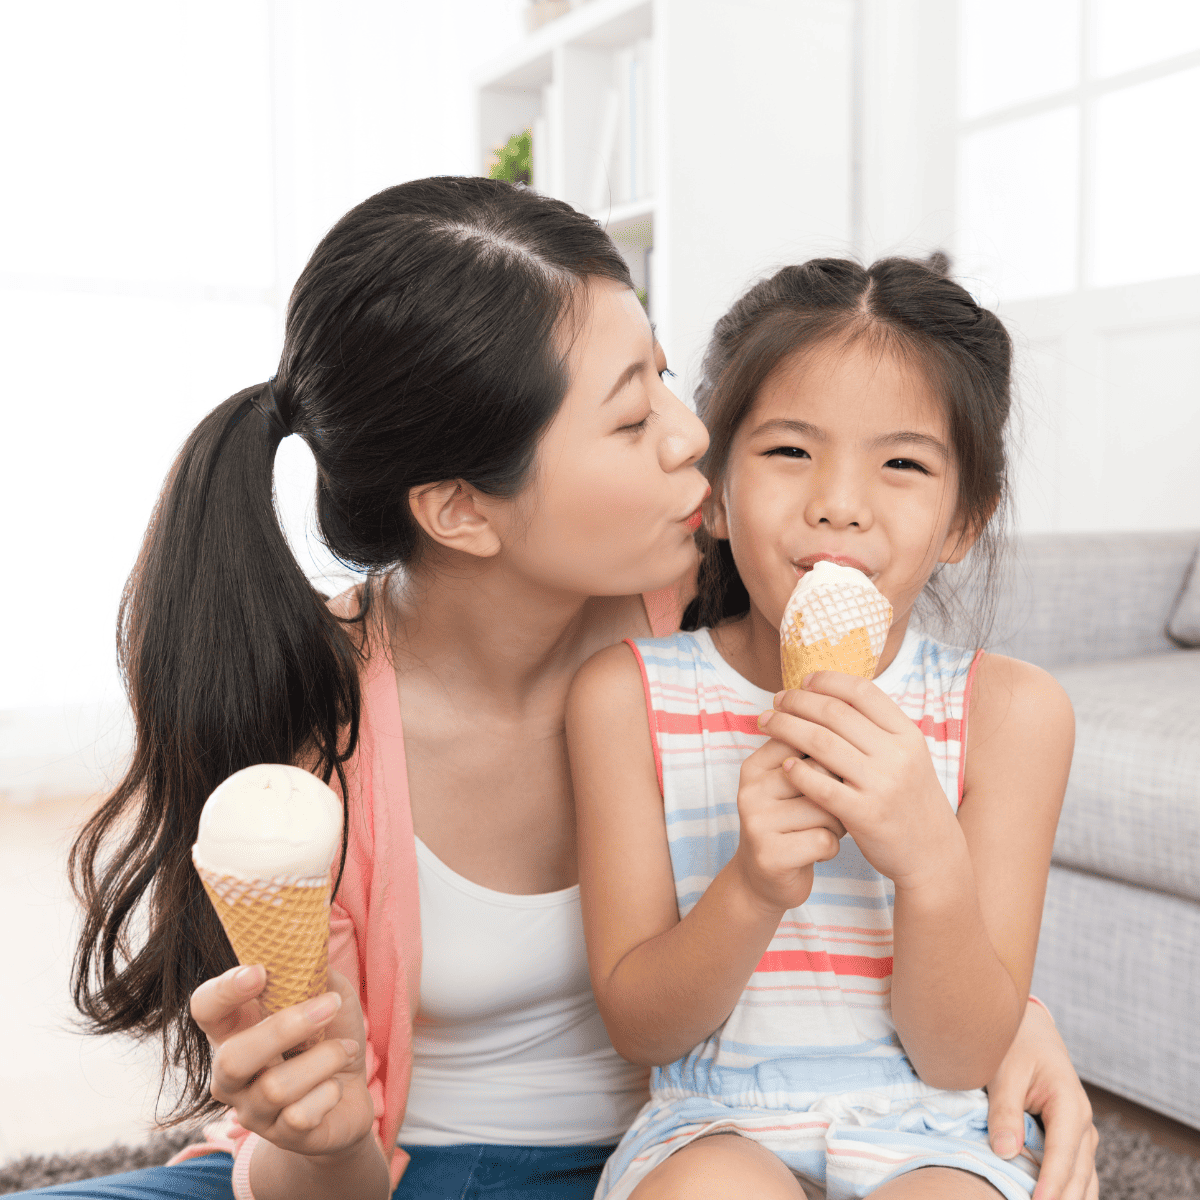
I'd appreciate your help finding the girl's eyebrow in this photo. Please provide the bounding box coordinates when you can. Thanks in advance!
[870,430,950,459]
[750,417,825,440]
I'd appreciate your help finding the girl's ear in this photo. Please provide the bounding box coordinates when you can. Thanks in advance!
[938,494,999,565]
[706,486,731,540]
[408,481,503,559]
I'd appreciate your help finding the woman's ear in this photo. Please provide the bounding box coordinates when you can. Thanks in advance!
[408,481,503,559]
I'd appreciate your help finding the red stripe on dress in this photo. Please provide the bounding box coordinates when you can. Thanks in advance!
[755,949,894,978]
[655,710,764,736]
[912,715,962,743]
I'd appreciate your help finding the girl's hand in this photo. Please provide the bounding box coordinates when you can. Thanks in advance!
[986,1000,1100,1200]
[731,735,845,914]
[191,964,376,1160]
[758,673,960,890]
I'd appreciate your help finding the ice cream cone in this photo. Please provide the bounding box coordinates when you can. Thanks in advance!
[192,764,343,1021]
[780,561,892,688]
[194,857,331,1016]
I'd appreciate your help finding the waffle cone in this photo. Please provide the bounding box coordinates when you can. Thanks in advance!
[780,571,892,687]
[195,857,330,1017]
[782,626,879,687]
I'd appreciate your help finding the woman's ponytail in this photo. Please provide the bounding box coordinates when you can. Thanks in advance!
[69,382,363,1124]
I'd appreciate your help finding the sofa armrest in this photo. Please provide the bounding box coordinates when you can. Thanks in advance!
[931,530,1199,668]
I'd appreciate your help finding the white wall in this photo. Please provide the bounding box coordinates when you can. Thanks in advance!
[0,0,524,799]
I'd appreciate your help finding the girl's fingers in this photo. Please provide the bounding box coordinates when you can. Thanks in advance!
[211,991,344,1099]
[1031,1095,1091,1200]
[782,755,849,821]
[792,672,914,737]
[758,707,865,780]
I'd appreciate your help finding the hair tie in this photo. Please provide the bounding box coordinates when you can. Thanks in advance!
[252,378,293,442]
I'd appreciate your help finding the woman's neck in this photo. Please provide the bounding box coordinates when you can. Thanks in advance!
[385,557,644,709]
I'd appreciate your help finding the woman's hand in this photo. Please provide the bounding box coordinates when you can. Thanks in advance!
[986,1000,1099,1200]
[191,964,377,1160]
[731,734,845,914]
[758,674,960,890]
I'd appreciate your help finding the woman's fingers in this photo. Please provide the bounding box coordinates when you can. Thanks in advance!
[1033,1090,1096,1200]
[237,1037,357,1131]
[191,964,266,1044]
[211,990,344,1101]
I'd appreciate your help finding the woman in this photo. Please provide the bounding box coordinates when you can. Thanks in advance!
[53,178,1097,1200]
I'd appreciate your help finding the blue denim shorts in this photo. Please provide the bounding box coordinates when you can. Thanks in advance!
[13,1144,616,1199]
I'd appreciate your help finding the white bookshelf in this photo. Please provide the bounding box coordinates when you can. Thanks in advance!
[474,0,858,396]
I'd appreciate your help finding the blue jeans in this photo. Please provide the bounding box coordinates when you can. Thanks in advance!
[15,1144,616,1199]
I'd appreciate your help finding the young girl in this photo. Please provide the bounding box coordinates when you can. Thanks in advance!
[567,256,1075,1200]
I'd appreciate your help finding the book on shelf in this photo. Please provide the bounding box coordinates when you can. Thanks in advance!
[587,37,653,212]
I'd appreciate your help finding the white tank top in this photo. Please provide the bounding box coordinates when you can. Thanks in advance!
[396,838,651,1147]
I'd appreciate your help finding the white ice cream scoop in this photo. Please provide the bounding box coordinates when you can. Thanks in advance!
[193,763,343,878]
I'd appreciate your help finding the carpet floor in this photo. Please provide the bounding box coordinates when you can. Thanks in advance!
[1,1115,1198,1196]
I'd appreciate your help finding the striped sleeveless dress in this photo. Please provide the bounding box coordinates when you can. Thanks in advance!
[596,626,1042,1200]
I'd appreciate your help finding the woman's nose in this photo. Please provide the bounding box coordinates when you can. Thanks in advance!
[805,464,871,530]
[659,391,710,471]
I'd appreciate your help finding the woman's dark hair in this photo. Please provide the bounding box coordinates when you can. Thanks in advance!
[681,253,1012,638]
[69,176,633,1123]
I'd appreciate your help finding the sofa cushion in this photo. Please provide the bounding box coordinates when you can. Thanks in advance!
[1048,652,1200,903]
[1167,549,1200,647]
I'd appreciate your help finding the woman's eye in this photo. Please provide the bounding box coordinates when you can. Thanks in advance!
[619,410,654,434]
[658,367,676,380]
[886,458,929,474]
[765,446,810,459]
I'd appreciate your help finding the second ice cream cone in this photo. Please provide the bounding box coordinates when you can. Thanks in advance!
[195,858,331,1016]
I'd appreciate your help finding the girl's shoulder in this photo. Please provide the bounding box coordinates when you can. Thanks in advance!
[966,650,1075,753]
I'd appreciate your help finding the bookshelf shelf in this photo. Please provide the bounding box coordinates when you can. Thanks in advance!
[474,0,858,394]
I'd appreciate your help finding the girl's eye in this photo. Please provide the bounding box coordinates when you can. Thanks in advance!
[765,446,810,459]
[885,458,930,474]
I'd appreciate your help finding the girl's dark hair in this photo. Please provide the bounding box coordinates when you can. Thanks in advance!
[682,254,1012,638]
[69,176,633,1123]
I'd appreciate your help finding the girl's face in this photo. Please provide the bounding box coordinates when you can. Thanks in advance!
[499,277,710,598]
[710,337,971,640]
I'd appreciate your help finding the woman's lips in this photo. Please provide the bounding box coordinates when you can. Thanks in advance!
[686,509,704,531]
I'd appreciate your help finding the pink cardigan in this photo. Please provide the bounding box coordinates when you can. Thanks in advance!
[171,584,687,1196]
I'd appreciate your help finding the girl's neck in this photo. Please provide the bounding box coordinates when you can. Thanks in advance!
[710,602,916,694]
[384,558,641,707]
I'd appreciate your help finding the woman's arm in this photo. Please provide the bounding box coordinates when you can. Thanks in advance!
[761,654,1073,1090]
[191,966,390,1200]
[566,643,842,1065]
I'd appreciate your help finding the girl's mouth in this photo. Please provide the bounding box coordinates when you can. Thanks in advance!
[793,552,873,576]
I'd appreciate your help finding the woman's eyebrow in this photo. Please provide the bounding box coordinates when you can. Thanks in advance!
[871,430,950,458]
[601,359,647,404]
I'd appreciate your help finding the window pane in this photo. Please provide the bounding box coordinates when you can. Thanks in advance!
[1089,68,1200,287]
[0,1,274,288]
[958,107,1080,302]
[1091,0,1200,78]
[960,0,1079,119]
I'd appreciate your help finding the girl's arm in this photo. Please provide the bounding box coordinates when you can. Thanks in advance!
[566,643,842,1065]
[763,654,1073,1091]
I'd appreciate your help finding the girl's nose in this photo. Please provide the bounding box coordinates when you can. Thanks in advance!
[805,465,872,530]
[659,391,710,471]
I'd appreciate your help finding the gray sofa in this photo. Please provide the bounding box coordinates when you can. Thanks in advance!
[941,530,1200,1129]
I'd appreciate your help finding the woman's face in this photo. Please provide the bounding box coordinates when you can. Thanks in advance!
[500,277,710,598]
[710,338,969,637]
